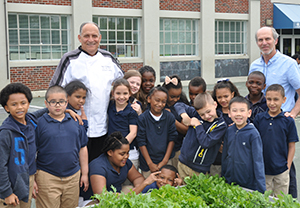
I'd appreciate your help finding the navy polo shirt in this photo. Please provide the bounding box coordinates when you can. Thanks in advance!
[142,181,159,193]
[136,109,177,171]
[16,116,37,175]
[89,153,133,192]
[107,101,138,150]
[36,113,88,177]
[245,93,268,123]
[254,111,299,175]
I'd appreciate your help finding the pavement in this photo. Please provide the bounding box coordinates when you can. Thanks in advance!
[0,81,299,205]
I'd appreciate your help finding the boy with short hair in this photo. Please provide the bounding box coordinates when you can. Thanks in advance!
[188,76,206,105]
[141,165,183,193]
[175,92,227,178]
[254,84,298,196]
[222,96,266,193]
[0,83,41,208]
[245,71,267,122]
[35,85,89,208]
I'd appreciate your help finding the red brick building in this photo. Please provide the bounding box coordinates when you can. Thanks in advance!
[1,0,300,94]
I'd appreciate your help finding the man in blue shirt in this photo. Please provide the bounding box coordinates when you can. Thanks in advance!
[249,27,300,118]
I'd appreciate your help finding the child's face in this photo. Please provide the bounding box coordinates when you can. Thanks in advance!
[67,89,87,110]
[4,93,30,124]
[189,85,204,104]
[266,90,286,117]
[113,85,130,107]
[167,88,181,107]
[127,76,141,95]
[107,144,130,168]
[141,72,155,94]
[147,91,167,116]
[156,168,176,188]
[246,74,266,96]
[45,92,68,119]
[229,102,251,129]
[215,88,234,109]
[196,102,218,123]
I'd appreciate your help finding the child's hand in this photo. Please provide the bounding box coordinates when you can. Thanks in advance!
[5,193,19,206]
[181,113,191,126]
[80,174,89,192]
[190,117,201,127]
[32,180,38,199]
[218,142,224,153]
[80,106,87,120]
[149,163,159,173]
[174,173,183,187]
[144,171,161,186]
[131,102,142,115]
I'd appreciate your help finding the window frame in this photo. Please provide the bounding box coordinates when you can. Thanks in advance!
[8,13,71,61]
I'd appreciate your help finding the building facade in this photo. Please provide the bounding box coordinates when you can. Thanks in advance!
[0,0,300,95]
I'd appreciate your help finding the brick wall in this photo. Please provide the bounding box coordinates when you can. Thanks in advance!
[10,66,55,91]
[215,0,248,14]
[159,0,200,12]
[7,0,71,6]
[260,0,273,27]
[93,0,142,9]
[121,63,143,72]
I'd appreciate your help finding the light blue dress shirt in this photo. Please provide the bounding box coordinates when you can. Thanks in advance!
[249,50,300,112]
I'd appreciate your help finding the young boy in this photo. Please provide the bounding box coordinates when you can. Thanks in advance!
[141,165,183,193]
[222,96,266,193]
[188,76,206,105]
[0,83,41,208]
[254,84,298,196]
[245,71,267,122]
[175,92,227,178]
[35,85,89,208]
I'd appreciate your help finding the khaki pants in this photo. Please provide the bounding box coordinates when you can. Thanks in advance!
[35,169,80,208]
[265,169,290,197]
[170,150,181,170]
[0,175,34,208]
[178,161,202,180]
[210,165,222,177]
[142,160,172,178]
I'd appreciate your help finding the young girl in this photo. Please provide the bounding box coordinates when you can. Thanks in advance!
[137,66,156,111]
[162,75,189,169]
[211,79,240,176]
[123,69,143,115]
[136,86,178,178]
[89,131,145,194]
[65,80,89,131]
[108,78,139,169]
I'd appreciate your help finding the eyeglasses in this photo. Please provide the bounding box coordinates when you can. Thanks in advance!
[46,99,67,107]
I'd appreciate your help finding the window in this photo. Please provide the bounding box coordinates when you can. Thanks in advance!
[8,14,70,60]
[215,20,247,55]
[160,19,197,56]
[93,17,140,58]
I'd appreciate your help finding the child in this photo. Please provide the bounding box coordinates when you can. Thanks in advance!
[89,131,145,194]
[211,79,239,176]
[188,76,206,105]
[123,69,143,115]
[254,84,298,196]
[245,71,267,122]
[222,96,266,193]
[35,85,89,208]
[65,80,89,130]
[108,78,139,169]
[137,66,156,111]
[142,165,183,193]
[136,86,177,178]
[175,92,227,179]
[162,75,189,169]
[0,83,42,208]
